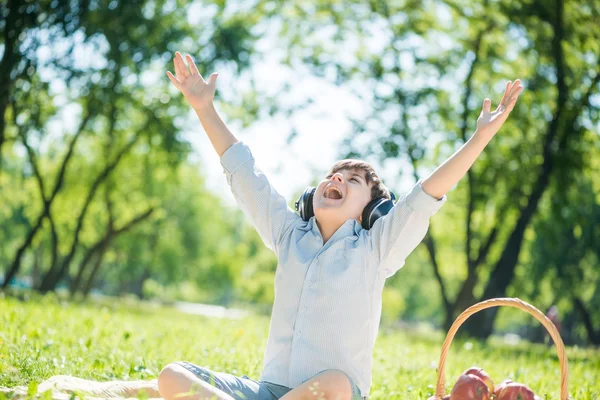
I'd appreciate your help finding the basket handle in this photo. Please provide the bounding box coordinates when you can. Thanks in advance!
[430,298,569,400]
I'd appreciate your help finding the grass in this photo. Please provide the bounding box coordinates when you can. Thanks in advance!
[1,293,599,399]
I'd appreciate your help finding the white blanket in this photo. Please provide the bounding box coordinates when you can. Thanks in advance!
[1,375,161,399]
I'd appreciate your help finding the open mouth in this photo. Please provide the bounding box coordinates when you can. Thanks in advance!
[324,186,343,200]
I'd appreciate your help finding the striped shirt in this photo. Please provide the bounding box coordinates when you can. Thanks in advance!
[220,141,447,397]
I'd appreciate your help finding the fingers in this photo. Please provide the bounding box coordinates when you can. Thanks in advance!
[207,72,219,87]
[497,79,524,111]
[168,51,216,91]
[166,71,181,90]
[174,52,189,81]
[185,54,201,78]
[506,85,524,110]
[498,80,511,107]
[482,98,492,113]
[173,56,184,82]
[508,79,522,99]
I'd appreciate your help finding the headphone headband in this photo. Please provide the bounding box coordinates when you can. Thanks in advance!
[294,187,396,230]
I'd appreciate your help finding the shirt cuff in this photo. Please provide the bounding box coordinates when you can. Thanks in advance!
[220,141,253,174]
[405,178,447,215]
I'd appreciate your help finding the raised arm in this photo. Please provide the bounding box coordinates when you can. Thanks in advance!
[219,141,301,254]
[420,79,524,199]
[370,79,523,278]
[166,52,299,254]
[166,51,236,156]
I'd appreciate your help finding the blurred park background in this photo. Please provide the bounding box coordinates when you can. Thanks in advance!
[0,0,599,353]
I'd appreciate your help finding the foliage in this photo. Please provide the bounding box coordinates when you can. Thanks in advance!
[269,0,600,340]
[1,0,599,344]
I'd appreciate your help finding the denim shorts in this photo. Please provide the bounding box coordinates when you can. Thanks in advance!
[175,361,366,400]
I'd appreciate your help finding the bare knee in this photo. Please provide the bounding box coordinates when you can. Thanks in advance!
[311,369,353,400]
[157,363,193,400]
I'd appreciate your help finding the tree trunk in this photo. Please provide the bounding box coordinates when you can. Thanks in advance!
[39,135,139,292]
[422,232,453,330]
[82,240,110,297]
[463,0,571,339]
[0,0,23,171]
[464,158,552,338]
[133,267,151,300]
[2,213,46,288]
[2,113,89,289]
[31,245,44,288]
[69,240,105,296]
[573,297,600,345]
[75,208,154,296]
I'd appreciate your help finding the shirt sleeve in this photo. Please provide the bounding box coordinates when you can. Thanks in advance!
[367,178,447,278]
[220,141,300,255]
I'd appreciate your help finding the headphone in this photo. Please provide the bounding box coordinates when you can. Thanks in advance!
[294,186,397,230]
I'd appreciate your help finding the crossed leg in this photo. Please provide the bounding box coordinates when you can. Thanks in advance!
[17,367,356,400]
[158,363,234,400]
[279,369,354,400]
[157,365,354,400]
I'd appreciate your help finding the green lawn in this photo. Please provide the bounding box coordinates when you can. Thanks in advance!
[1,294,599,399]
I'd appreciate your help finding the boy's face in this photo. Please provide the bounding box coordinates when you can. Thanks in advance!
[313,168,373,226]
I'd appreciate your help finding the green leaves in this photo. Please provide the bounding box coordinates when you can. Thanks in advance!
[0,0,273,297]
[269,0,600,340]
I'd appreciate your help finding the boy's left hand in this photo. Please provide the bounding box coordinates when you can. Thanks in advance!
[475,79,524,138]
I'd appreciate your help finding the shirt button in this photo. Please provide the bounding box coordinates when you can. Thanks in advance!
[298,331,302,337]
[302,307,307,312]
[307,280,312,286]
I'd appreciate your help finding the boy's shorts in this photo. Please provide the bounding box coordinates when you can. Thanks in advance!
[175,361,367,400]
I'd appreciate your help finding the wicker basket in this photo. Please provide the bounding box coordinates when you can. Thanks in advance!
[428,297,569,400]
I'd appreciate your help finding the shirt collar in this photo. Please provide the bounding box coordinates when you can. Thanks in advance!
[308,217,361,243]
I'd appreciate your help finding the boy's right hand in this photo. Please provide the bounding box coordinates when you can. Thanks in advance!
[166,51,218,111]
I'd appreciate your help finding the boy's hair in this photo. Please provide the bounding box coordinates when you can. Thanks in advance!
[327,159,392,202]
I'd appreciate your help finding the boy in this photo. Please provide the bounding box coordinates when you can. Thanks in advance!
[159,51,523,400]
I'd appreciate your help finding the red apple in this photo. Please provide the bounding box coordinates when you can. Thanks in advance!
[450,373,490,400]
[497,383,535,400]
[463,367,494,394]
[493,379,513,399]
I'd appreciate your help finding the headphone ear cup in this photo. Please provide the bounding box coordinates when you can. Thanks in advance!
[305,187,316,220]
[295,187,316,221]
[361,197,395,230]
[361,199,378,230]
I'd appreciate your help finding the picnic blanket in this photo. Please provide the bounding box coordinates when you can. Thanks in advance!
[0,375,160,399]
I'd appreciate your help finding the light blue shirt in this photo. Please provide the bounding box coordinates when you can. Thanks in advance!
[220,141,447,396]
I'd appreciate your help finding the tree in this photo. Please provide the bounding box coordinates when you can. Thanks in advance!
[0,0,88,171]
[268,0,599,338]
[525,174,600,344]
[1,0,277,293]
